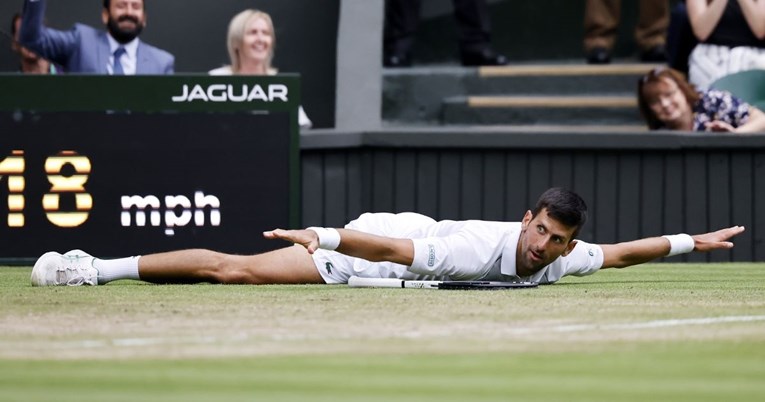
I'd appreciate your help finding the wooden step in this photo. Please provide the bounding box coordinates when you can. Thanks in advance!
[442,95,642,125]
[383,64,650,125]
[467,95,637,108]
[479,63,662,77]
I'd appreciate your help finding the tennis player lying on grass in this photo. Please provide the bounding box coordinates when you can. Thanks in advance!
[31,187,744,287]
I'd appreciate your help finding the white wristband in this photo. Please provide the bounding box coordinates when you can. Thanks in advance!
[307,227,341,250]
[662,234,695,257]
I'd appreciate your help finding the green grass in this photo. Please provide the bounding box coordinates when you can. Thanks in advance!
[2,343,764,402]
[1,263,764,401]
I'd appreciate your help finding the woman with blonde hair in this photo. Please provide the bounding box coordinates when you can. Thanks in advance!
[210,9,312,128]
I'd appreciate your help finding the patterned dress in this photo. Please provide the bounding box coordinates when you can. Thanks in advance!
[692,90,751,131]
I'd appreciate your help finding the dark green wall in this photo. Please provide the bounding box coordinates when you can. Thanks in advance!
[301,129,765,263]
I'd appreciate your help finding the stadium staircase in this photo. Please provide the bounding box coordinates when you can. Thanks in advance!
[382,63,661,128]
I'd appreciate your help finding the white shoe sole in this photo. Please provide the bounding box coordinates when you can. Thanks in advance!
[31,251,62,287]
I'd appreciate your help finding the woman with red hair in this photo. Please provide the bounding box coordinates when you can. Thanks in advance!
[637,67,765,132]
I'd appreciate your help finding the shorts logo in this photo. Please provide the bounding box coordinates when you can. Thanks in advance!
[427,244,435,267]
[325,262,334,275]
[588,248,595,257]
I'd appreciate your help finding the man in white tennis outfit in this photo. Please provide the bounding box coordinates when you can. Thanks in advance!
[31,188,744,287]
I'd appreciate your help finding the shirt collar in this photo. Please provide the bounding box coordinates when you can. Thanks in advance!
[106,34,140,58]
[500,222,522,277]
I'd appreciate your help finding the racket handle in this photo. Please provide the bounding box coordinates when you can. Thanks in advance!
[348,277,404,288]
[348,276,442,289]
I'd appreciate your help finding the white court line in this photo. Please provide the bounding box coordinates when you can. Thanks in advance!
[20,315,765,350]
[523,315,765,334]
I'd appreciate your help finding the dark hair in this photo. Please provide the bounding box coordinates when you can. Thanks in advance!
[637,67,700,130]
[104,0,145,9]
[532,187,588,239]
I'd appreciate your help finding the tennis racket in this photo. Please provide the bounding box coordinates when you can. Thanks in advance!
[348,276,538,290]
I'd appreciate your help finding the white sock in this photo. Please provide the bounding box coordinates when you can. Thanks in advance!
[93,256,141,284]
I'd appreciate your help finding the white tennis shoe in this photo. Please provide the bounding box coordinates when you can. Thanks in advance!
[31,250,99,286]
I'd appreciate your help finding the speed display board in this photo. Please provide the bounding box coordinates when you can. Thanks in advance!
[0,75,300,262]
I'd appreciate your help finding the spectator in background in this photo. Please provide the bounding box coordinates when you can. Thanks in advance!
[210,9,312,129]
[383,0,507,67]
[11,13,56,74]
[686,0,765,89]
[18,0,173,74]
[584,0,670,64]
[637,67,765,132]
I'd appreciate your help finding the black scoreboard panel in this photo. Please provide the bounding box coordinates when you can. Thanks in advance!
[0,111,292,260]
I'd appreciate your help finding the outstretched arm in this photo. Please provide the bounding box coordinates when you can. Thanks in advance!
[600,226,745,269]
[263,227,415,265]
[19,0,46,47]
[19,0,77,65]
[706,107,765,133]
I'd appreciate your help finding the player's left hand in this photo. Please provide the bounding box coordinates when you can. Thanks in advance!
[692,226,745,252]
[263,229,320,254]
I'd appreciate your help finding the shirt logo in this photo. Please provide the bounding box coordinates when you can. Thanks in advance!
[325,262,334,275]
[427,244,435,267]
[588,248,595,257]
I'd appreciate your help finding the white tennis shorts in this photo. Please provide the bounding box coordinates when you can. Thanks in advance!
[309,212,440,284]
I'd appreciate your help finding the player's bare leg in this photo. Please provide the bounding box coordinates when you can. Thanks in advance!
[31,245,325,286]
[138,245,324,284]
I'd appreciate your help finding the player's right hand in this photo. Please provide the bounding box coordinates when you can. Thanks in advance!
[263,229,320,254]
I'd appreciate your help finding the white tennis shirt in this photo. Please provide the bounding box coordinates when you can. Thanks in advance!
[330,212,604,284]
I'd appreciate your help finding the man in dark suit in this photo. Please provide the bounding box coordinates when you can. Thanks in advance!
[19,0,174,74]
[383,0,507,67]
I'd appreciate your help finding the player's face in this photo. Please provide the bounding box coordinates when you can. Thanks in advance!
[644,77,690,128]
[517,208,577,275]
[241,16,273,66]
[102,0,146,43]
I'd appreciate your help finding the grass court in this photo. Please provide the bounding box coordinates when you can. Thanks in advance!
[1,263,764,401]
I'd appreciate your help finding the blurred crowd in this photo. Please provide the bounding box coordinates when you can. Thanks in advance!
[8,0,765,132]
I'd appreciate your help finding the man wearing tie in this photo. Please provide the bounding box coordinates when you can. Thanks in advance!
[18,0,174,75]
